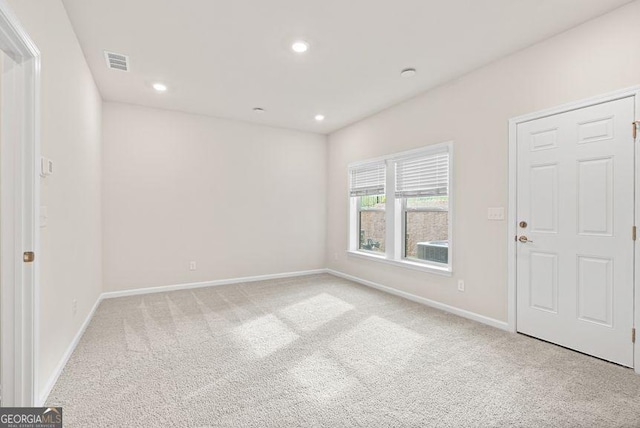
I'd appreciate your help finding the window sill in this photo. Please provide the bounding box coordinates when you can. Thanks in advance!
[346,250,453,277]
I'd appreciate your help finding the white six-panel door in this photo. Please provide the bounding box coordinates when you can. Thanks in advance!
[516,97,635,367]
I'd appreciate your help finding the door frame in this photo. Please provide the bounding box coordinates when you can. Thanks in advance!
[0,0,40,405]
[507,86,640,374]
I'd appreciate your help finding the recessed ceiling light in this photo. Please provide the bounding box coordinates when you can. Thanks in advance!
[315,114,325,122]
[253,107,265,113]
[153,82,168,92]
[291,41,309,53]
[400,68,417,78]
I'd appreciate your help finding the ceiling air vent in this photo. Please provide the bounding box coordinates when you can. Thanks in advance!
[104,51,129,72]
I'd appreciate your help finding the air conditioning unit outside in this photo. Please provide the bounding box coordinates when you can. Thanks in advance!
[416,241,448,264]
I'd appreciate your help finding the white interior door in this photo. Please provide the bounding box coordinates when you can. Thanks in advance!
[0,3,39,405]
[516,96,635,367]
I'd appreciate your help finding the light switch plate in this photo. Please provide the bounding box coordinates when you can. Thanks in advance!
[40,157,54,177]
[488,207,505,221]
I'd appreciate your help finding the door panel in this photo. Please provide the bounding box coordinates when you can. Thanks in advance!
[576,256,612,327]
[577,157,613,236]
[530,164,558,233]
[516,97,635,367]
[529,251,558,313]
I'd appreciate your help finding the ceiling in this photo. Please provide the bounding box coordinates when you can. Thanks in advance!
[61,0,632,134]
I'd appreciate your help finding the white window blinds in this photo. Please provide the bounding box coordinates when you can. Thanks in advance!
[395,151,449,197]
[349,162,386,197]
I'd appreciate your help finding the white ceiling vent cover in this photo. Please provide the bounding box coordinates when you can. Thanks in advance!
[104,51,129,72]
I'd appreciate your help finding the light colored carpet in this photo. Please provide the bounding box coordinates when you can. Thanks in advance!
[47,274,640,427]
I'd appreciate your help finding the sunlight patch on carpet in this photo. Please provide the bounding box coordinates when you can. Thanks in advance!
[280,293,354,332]
[233,314,299,358]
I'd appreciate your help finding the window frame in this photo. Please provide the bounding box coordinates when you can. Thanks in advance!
[401,197,449,266]
[357,195,386,255]
[347,142,454,276]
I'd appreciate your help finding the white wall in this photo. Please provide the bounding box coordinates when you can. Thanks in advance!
[102,103,327,291]
[7,0,103,400]
[326,1,640,323]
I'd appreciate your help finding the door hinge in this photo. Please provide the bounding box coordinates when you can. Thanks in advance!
[633,226,637,241]
[633,328,636,344]
[23,251,35,263]
[634,121,639,140]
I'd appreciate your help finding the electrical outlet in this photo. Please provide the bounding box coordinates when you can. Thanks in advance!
[457,280,465,292]
[487,207,505,221]
[189,261,197,271]
[333,252,338,261]
[72,299,78,316]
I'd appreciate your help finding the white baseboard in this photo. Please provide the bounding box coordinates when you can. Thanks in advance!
[100,269,327,299]
[38,294,102,406]
[327,269,510,332]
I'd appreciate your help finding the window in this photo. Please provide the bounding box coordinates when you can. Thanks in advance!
[358,195,386,254]
[349,162,386,254]
[348,143,453,274]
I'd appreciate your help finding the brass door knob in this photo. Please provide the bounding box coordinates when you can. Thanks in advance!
[518,236,534,243]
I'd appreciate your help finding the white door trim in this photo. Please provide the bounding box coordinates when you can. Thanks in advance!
[0,0,40,405]
[508,86,640,373]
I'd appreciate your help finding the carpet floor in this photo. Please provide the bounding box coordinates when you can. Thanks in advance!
[47,274,640,427]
